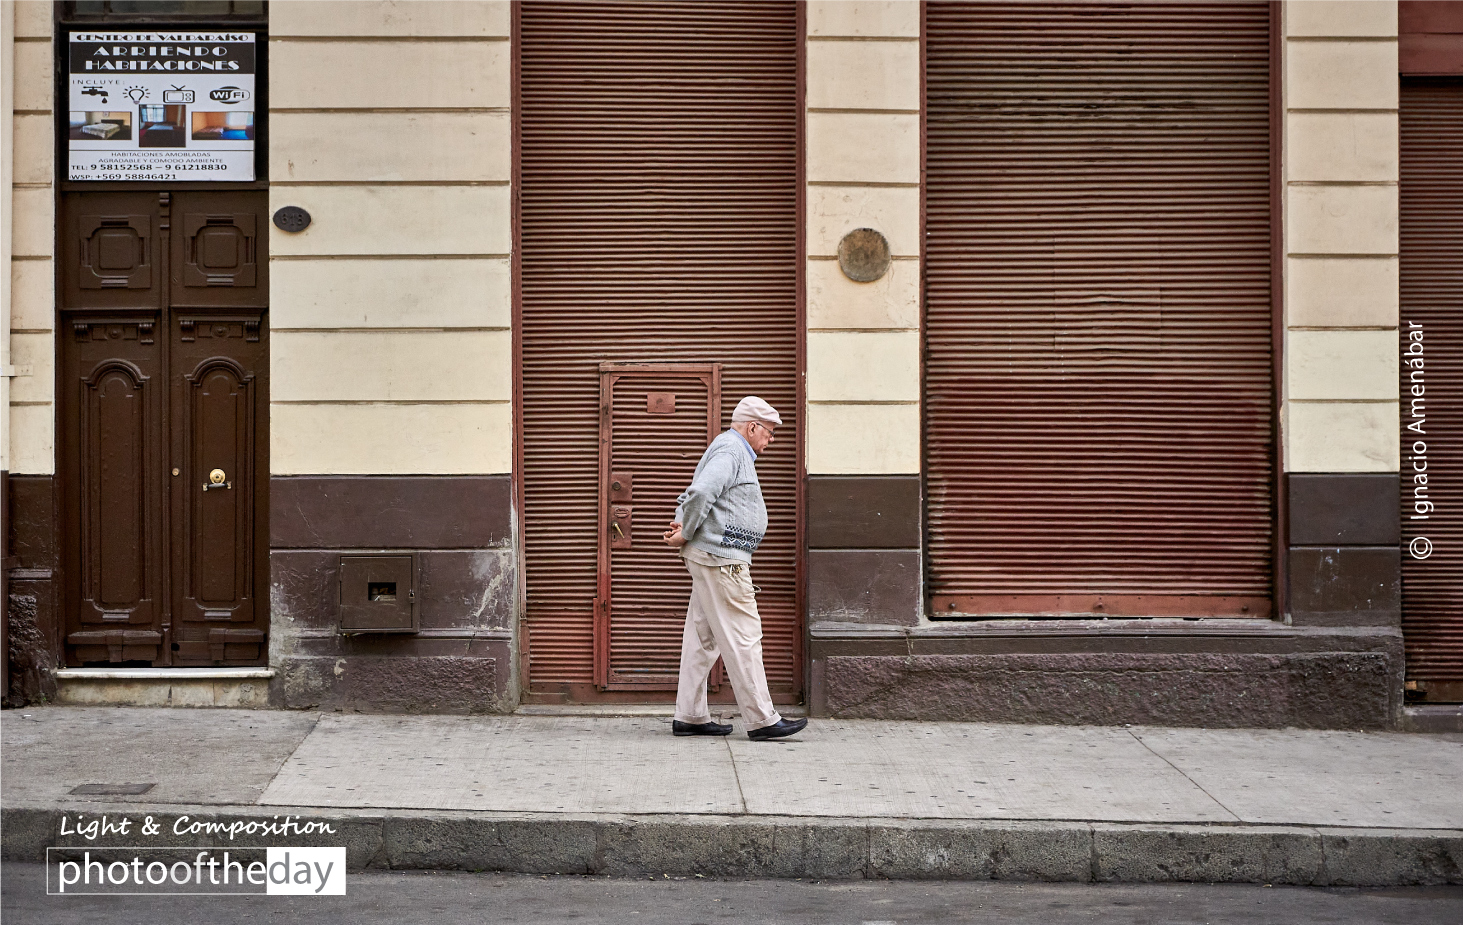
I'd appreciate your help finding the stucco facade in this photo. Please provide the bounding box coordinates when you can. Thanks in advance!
[4,1,1454,728]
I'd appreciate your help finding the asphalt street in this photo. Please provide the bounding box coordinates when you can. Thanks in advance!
[4,865,1462,925]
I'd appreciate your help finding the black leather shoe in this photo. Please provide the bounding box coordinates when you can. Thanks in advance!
[673,720,733,737]
[747,717,808,741]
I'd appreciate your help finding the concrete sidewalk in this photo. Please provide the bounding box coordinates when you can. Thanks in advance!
[3,706,1461,885]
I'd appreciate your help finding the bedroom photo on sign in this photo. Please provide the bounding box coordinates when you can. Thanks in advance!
[139,104,186,148]
[192,110,256,141]
[67,111,132,142]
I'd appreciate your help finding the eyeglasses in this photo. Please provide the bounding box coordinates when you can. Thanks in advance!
[749,421,777,438]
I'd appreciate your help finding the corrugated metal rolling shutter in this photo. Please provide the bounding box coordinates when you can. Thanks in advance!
[519,2,800,697]
[924,2,1275,618]
[1400,79,1463,694]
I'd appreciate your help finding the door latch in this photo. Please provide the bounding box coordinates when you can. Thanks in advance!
[610,505,633,549]
[203,468,232,490]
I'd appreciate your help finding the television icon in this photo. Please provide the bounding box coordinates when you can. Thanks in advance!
[163,88,195,104]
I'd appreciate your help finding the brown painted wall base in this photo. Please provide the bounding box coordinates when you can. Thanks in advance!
[269,475,518,713]
[274,644,510,714]
[809,622,1404,729]
[2,470,7,699]
[5,476,59,706]
[1289,547,1401,626]
[806,476,922,627]
[1287,473,1401,629]
[807,549,921,626]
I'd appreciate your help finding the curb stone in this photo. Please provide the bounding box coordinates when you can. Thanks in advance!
[4,804,1460,887]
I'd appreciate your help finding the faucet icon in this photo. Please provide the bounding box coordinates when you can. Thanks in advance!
[81,85,109,105]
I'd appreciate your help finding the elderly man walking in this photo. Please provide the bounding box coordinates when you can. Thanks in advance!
[662,396,808,741]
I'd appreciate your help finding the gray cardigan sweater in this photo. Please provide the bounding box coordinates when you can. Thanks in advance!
[675,430,768,564]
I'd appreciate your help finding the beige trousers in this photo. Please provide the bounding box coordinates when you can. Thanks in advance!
[673,549,781,731]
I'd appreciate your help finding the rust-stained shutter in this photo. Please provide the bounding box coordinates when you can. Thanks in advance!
[1400,79,1463,699]
[519,2,800,697]
[924,3,1275,618]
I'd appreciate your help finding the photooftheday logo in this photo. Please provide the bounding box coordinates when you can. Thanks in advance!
[47,847,345,896]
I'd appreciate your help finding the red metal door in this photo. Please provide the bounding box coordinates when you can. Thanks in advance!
[596,364,723,690]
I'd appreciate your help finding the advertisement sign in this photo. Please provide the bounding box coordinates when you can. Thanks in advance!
[67,31,257,182]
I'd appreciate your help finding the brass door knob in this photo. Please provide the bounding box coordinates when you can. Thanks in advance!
[203,468,232,491]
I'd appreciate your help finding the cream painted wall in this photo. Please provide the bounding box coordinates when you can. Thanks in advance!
[804,0,922,476]
[6,0,52,475]
[2,1,13,477]
[269,0,513,475]
[1282,1,1400,473]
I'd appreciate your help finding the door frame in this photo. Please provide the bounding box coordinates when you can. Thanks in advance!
[51,8,271,668]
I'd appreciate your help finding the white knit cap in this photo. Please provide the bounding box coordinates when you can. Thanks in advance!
[732,396,782,427]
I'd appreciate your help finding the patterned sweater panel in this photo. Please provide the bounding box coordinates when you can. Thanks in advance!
[674,430,768,564]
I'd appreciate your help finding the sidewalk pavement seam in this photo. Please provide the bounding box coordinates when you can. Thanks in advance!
[723,734,749,815]
[1127,729,1243,823]
[253,711,322,806]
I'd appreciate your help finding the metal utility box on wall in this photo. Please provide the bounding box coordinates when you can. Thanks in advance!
[339,554,418,634]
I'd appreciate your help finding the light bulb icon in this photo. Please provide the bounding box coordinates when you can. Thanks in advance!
[125,86,148,104]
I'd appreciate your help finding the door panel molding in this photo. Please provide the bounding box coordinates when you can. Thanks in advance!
[170,192,269,308]
[180,212,259,289]
[77,213,153,290]
[78,356,157,625]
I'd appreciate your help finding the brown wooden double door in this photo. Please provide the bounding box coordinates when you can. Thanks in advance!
[59,190,269,666]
